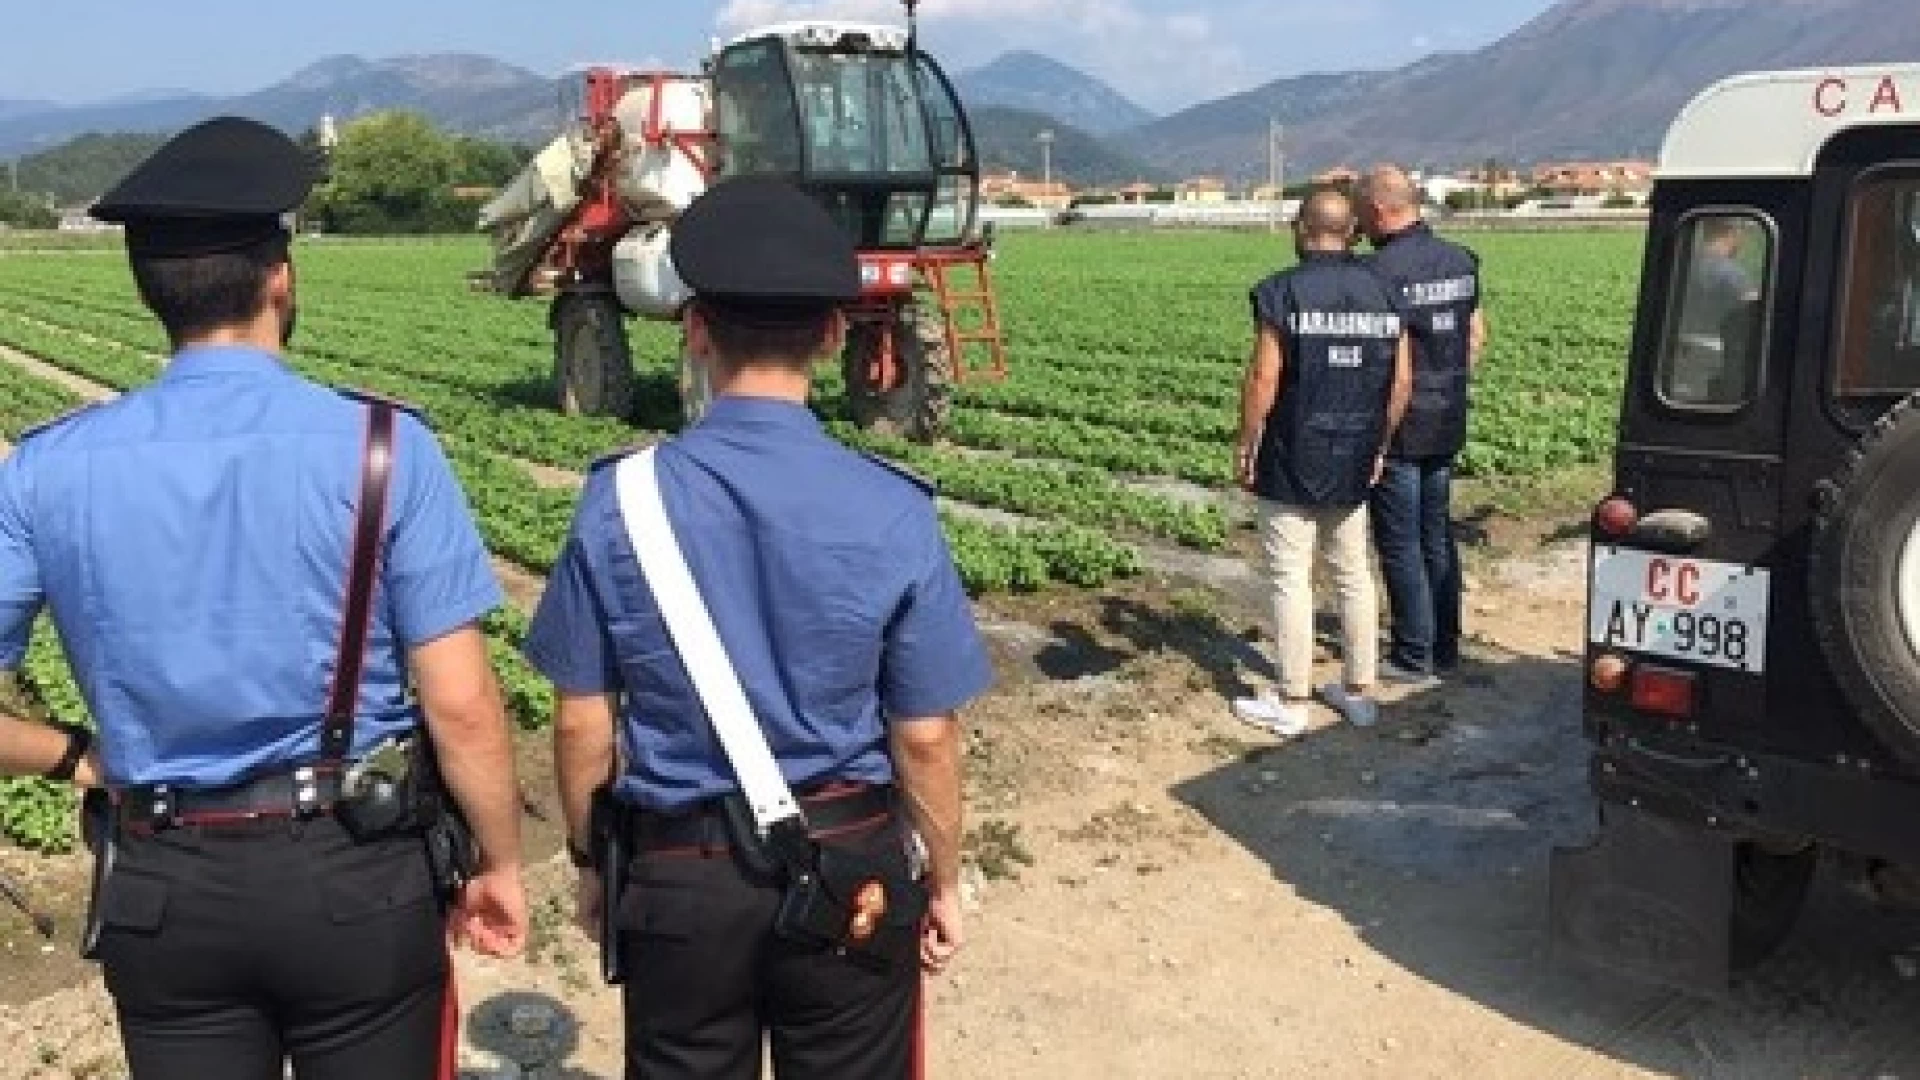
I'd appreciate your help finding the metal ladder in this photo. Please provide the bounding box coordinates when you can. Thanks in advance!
[922,253,1009,384]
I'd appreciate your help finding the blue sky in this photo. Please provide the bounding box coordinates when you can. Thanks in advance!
[4,0,1559,112]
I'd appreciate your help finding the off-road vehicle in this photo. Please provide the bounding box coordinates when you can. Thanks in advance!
[1551,64,1920,992]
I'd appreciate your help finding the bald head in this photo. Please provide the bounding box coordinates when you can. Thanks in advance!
[1361,165,1418,212]
[1295,189,1355,249]
[1359,164,1421,241]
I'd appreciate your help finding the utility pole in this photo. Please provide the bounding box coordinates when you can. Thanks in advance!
[1267,118,1285,232]
[1037,129,1055,229]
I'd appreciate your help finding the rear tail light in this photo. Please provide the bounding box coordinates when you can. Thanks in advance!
[1594,495,1639,539]
[1590,654,1629,693]
[1630,665,1697,719]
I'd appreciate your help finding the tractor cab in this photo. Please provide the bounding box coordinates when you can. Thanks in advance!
[1550,65,1920,994]
[710,20,981,253]
[471,1,1004,441]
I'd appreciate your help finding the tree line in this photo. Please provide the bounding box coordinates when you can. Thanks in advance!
[0,113,533,234]
[300,112,533,235]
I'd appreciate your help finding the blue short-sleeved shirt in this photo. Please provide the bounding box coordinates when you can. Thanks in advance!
[522,396,994,813]
[0,345,502,789]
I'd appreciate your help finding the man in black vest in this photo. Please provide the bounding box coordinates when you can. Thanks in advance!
[1357,165,1489,683]
[1234,189,1412,736]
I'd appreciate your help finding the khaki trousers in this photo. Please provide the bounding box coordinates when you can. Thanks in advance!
[1258,498,1378,699]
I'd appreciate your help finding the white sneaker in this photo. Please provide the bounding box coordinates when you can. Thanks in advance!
[1232,694,1311,737]
[1319,683,1380,728]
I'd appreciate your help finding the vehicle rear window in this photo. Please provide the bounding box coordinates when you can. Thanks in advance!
[1656,212,1772,411]
[1835,170,1920,398]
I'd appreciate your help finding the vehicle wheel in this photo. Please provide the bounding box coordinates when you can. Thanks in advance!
[1810,391,1920,768]
[843,305,954,443]
[551,291,634,418]
[1729,842,1816,969]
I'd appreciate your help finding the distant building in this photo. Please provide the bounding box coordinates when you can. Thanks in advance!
[1115,182,1162,205]
[982,170,1074,211]
[1176,177,1231,204]
[1421,176,1484,204]
[1314,166,1361,187]
[1529,160,1654,196]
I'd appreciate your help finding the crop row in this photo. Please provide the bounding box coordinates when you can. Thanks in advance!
[0,261,1244,484]
[832,424,1227,550]
[0,309,1142,595]
[0,292,1212,553]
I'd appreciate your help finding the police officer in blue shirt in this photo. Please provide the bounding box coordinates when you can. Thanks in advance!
[1234,188,1412,736]
[526,176,993,1080]
[1356,165,1490,682]
[0,117,528,1079]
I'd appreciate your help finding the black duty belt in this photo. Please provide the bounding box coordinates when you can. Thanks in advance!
[117,767,348,833]
[627,782,897,857]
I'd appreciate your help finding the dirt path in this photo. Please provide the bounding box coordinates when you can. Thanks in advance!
[0,343,116,405]
[6,538,1920,1078]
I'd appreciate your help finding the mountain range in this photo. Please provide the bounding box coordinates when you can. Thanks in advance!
[953,51,1154,136]
[7,0,1920,193]
[1122,0,1920,179]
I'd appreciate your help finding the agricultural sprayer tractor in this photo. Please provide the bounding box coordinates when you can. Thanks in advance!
[474,0,1007,442]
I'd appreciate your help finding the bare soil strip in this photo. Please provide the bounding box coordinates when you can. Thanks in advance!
[0,343,116,405]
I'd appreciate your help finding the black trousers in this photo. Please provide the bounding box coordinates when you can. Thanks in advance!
[617,824,921,1080]
[93,816,453,1080]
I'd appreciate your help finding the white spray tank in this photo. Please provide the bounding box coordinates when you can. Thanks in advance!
[611,77,711,318]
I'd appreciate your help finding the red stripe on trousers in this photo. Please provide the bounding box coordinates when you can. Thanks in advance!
[438,955,459,1080]
[912,974,927,1080]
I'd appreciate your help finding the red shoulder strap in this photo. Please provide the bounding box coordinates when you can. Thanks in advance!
[320,402,396,764]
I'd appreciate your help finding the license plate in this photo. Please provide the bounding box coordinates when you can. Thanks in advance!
[1588,547,1769,673]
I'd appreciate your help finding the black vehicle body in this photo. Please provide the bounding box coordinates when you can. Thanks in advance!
[1550,75,1920,993]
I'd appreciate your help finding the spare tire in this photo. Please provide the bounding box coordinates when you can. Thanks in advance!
[1810,391,1920,768]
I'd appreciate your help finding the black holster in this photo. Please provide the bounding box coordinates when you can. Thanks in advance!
[590,787,629,985]
[78,787,115,961]
[335,735,477,904]
[764,816,927,974]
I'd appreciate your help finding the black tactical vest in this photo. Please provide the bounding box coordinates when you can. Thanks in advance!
[1249,252,1406,508]
[1367,222,1481,460]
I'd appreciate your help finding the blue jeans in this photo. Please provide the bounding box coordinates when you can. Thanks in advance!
[1369,457,1462,671]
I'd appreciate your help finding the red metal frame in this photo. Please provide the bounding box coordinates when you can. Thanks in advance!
[545,67,720,291]
[521,64,1009,403]
[845,245,1008,394]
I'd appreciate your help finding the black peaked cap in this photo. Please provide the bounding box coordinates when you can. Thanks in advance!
[670,177,861,325]
[91,116,318,259]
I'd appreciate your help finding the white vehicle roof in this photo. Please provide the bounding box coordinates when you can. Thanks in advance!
[1659,64,1920,180]
[725,21,910,54]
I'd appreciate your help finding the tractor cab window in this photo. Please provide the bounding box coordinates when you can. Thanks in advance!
[1657,212,1772,410]
[1836,171,1920,402]
[790,50,933,177]
[714,42,804,175]
[915,53,979,246]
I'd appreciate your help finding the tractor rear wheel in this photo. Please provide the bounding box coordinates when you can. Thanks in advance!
[844,305,954,443]
[551,291,634,419]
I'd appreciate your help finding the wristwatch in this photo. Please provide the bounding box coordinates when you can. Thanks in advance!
[42,722,92,783]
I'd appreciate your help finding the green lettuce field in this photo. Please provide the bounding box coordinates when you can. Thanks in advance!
[0,229,1645,846]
